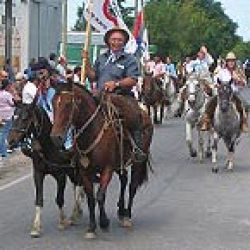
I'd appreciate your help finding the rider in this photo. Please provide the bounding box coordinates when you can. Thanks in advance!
[165,56,178,91]
[199,52,248,132]
[152,56,165,79]
[83,27,146,162]
[175,46,214,115]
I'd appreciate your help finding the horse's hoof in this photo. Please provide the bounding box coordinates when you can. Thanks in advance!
[58,219,72,230]
[190,151,197,158]
[206,151,212,158]
[84,231,97,239]
[30,228,41,238]
[100,218,110,230]
[70,211,82,225]
[120,218,133,228]
[212,167,219,174]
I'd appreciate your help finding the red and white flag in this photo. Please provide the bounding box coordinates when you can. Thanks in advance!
[83,0,118,33]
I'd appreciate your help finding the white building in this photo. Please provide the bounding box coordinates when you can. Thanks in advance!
[0,0,62,72]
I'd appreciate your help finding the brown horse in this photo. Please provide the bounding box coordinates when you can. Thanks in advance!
[141,73,166,124]
[50,82,153,239]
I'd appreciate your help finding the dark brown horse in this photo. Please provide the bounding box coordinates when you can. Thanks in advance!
[50,82,153,239]
[8,102,83,237]
[141,74,166,124]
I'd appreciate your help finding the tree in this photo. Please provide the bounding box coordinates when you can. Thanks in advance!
[145,0,241,60]
[72,2,86,31]
[232,41,250,61]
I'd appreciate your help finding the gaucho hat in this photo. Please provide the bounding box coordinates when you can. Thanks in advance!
[104,27,130,45]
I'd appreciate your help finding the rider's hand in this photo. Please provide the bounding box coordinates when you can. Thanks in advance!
[104,81,116,92]
[200,46,208,54]
[82,50,89,60]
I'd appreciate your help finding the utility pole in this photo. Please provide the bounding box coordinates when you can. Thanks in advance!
[135,0,139,18]
[5,0,12,63]
[61,0,68,57]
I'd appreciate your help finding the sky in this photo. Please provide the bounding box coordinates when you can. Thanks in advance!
[67,0,250,41]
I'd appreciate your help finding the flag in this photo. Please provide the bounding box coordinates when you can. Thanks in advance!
[83,0,118,33]
[133,10,144,46]
[141,28,150,61]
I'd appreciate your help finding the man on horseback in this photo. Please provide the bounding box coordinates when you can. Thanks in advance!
[83,27,146,162]
[174,46,214,116]
[199,52,249,132]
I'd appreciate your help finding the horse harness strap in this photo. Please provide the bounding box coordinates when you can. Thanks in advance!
[74,104,102,140]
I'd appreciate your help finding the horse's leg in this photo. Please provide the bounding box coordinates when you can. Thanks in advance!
[70,185,84,224]
[160,102,164,124]
[53,172,72,230]
[68,170,83,224]
[212,131,219,173]
[186,122,197,157]
[153,105,158,124]
[30,168,45,238]
[97,168,113,230]
[124,163,147,228]
[226,143,235,171]
[206,131,212,158]
[198,130,204,163]
[81,171,96,239]
[117,170,128,223]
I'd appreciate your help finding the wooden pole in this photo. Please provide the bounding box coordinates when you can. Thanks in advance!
[61,0,68,57]
[81,0,93,85]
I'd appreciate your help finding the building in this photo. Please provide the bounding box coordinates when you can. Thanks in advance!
[66,31,106,68]
[0,0,62,72]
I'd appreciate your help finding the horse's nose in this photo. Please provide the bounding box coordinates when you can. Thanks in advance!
[51,135,64,149]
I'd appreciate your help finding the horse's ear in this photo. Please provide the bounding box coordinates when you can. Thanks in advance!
[67,77,74,90]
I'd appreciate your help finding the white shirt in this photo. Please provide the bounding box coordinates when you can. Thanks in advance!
[214,68,238,92]
[56,64,66,76]
[22,81,37,104]
[186,54,214,74]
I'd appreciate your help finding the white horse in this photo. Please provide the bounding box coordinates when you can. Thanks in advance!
[185,74,212,162]
[163,73,177,115]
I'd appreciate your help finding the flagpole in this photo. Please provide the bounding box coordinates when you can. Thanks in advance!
[81,0,93,85]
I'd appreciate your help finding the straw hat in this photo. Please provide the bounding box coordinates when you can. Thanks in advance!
[104,27,130,45]
[226,52,236,60]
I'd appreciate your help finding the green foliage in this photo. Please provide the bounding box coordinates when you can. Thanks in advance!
[145,0,242,60]
[72,2,86,31]
[232,41,250,61]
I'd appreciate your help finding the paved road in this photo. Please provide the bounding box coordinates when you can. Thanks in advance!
[1,90,250,250]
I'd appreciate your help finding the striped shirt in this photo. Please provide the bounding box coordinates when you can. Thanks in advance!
[0,90,15,120]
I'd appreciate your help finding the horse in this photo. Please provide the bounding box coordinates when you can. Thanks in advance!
[185,73,213,162]
[163,73,177,116]
[211,80,241,173]
[141,73,166,124]
[8,102,83,237]
[50,82,153,239]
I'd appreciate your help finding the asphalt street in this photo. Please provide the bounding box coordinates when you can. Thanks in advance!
[0,89,250,250]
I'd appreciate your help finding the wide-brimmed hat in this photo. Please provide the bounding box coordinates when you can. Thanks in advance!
[104,27,130,45]
[226,52,236,60]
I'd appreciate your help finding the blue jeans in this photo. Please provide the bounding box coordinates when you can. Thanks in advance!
[0,119,12,157]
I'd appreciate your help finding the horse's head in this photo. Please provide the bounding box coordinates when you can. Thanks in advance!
[8,103,36,148]
[50,81,75,148]
[217,79,233,113]
[186,77,200,108]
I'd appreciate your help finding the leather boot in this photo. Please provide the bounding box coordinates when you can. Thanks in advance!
[132,129,147,163]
